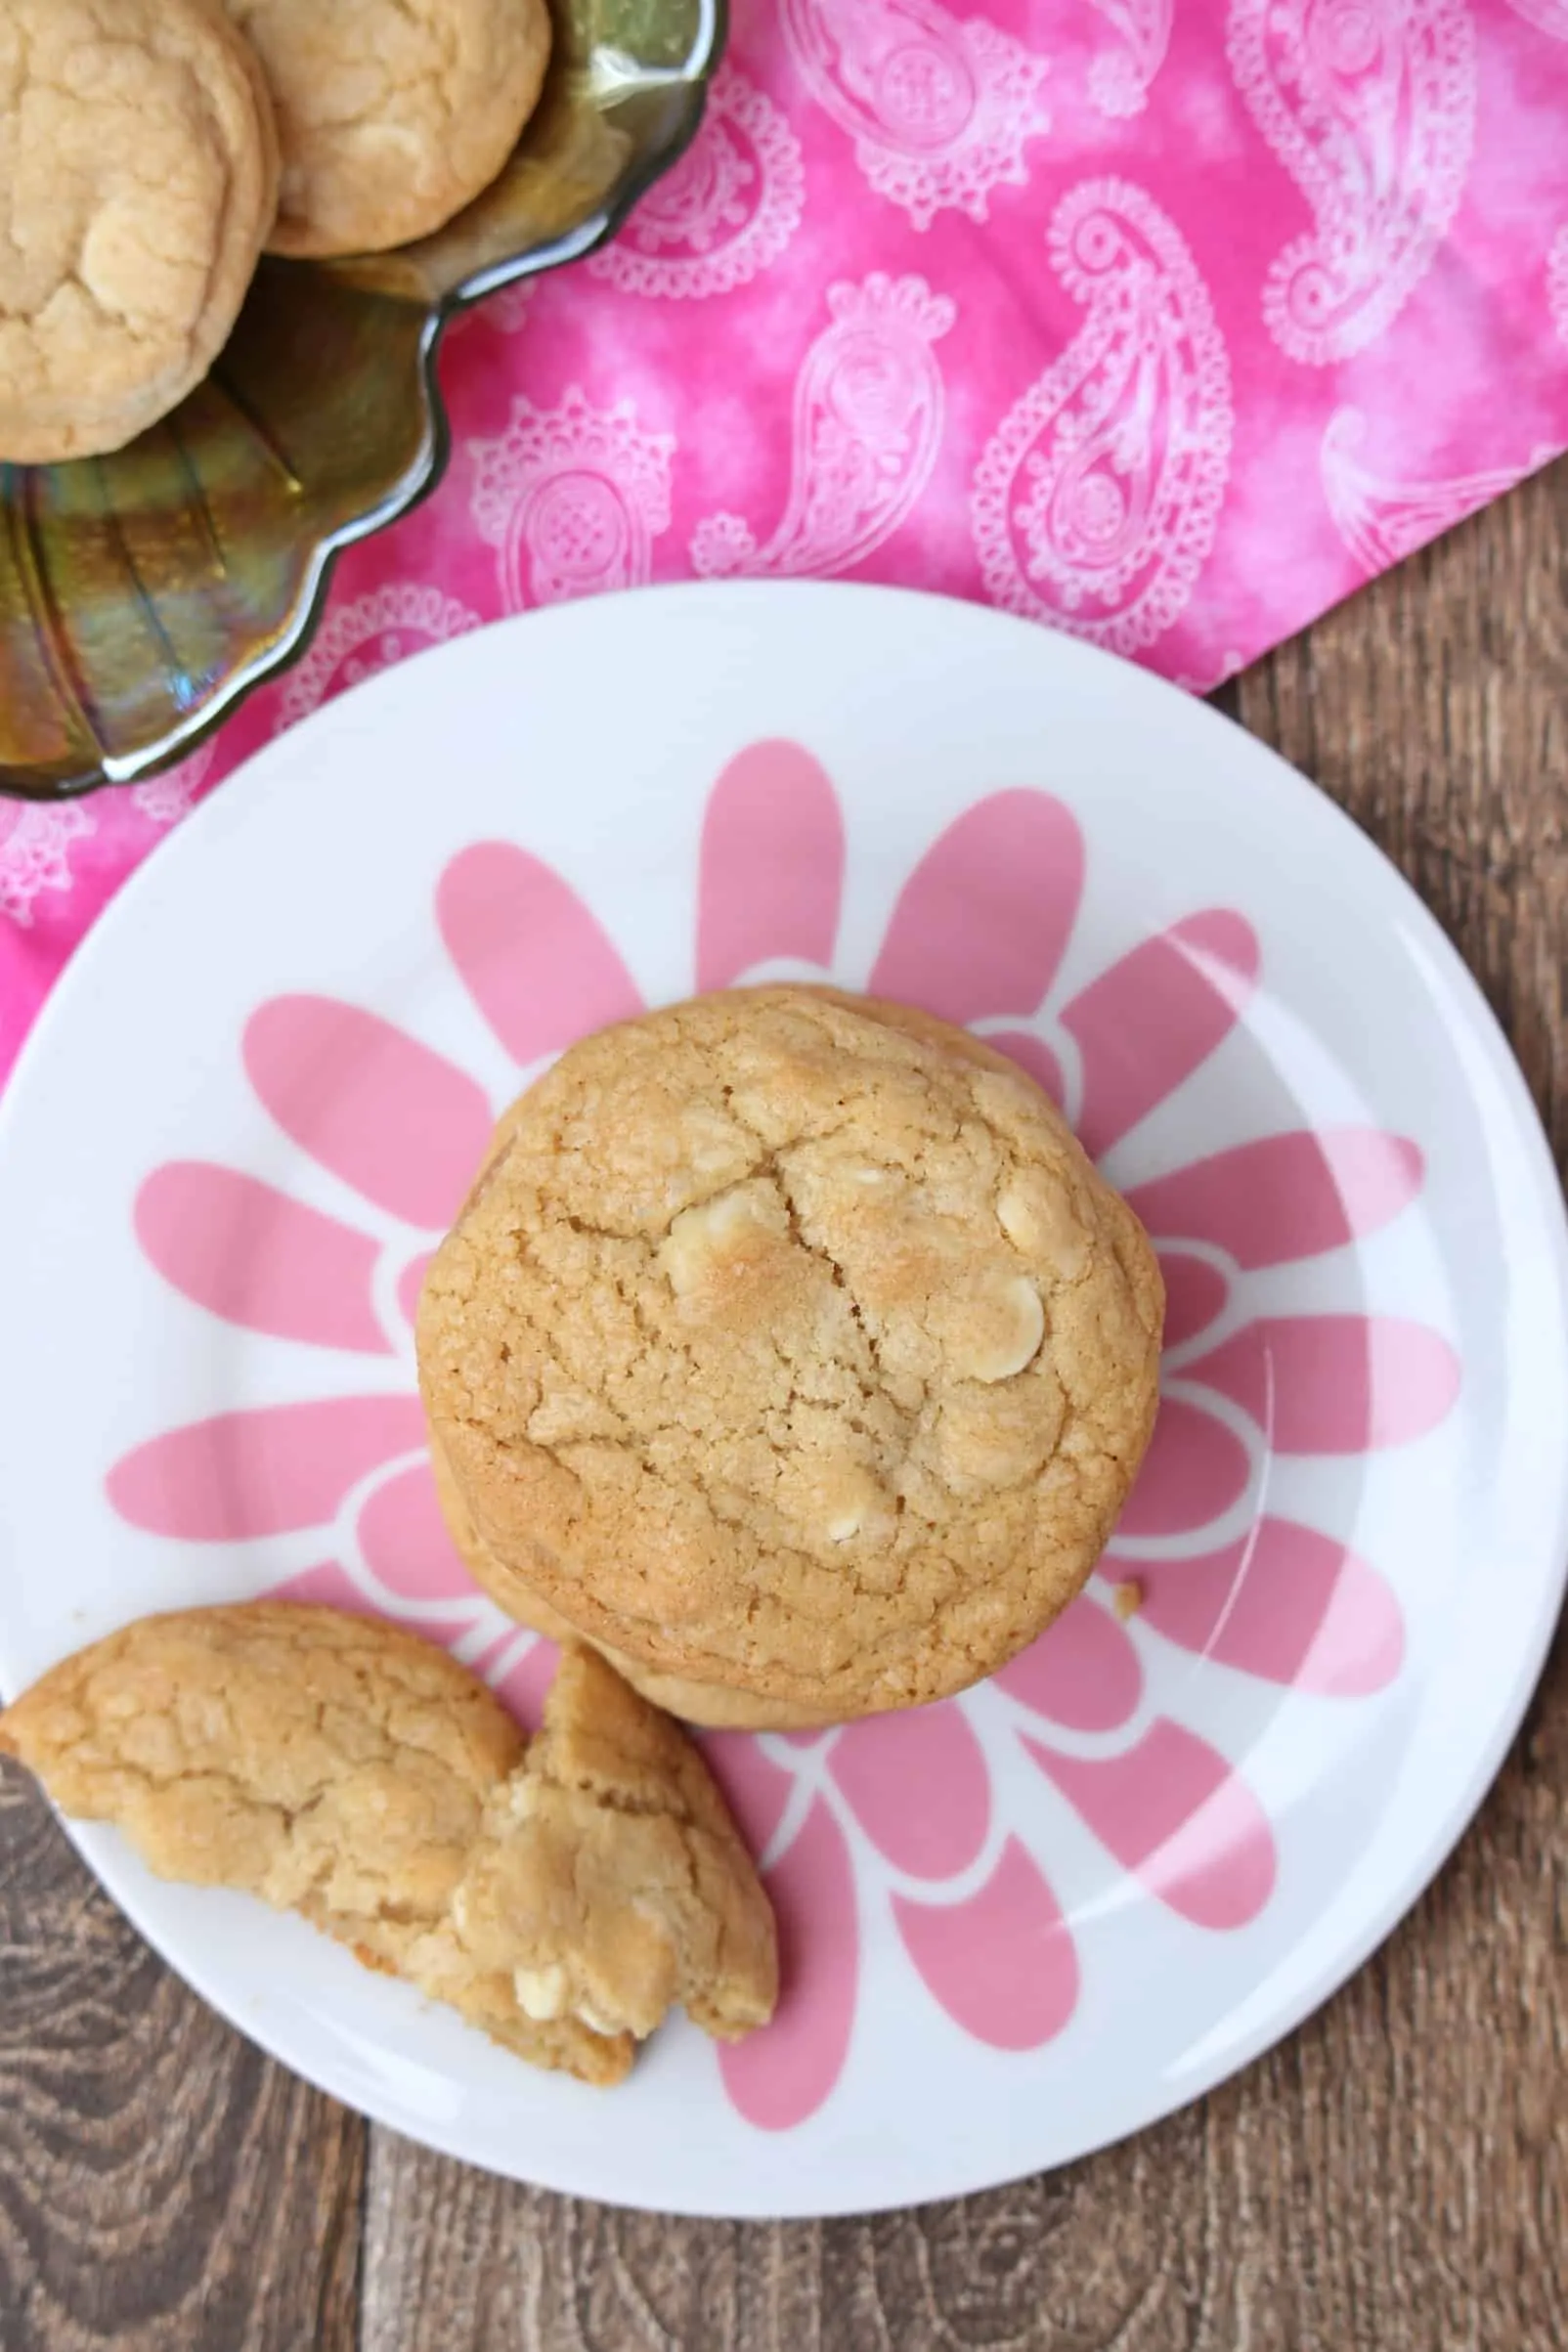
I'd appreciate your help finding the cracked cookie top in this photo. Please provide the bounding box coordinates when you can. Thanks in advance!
[0,1600,633,2081]
[0,0,280,462]
[223,0,551,257]
[0,1604,780,2084]
[419,987,1164,1718]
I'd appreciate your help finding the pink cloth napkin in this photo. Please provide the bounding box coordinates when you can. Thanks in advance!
[4,0,1568,1088]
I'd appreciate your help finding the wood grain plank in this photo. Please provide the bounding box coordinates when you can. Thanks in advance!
[360,461,1568,2352]
[0,1764,365,2352]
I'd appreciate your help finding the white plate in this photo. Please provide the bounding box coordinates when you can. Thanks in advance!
[0,584,1564,2218]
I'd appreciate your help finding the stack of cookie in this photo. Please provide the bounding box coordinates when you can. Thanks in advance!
[0,0,552,462]
[418,986,1166,1732]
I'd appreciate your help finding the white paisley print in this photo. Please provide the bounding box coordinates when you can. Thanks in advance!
[970,181,1232,656]
[690,275,954,580]
[1320,409,1543,570]
[130,745,215,825]
[278,587,483,726]
[781,0,1049,230]
[448,282,534,340]
[469,389,675,612]
[1228,0,1477,366]
[0,803,93,928]
[588,65,805,298]
[1087,0,1173,115]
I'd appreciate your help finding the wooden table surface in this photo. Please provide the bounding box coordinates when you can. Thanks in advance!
[2,466,1564,2352]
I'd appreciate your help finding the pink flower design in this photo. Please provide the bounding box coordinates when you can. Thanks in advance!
[107,743,1458,2127]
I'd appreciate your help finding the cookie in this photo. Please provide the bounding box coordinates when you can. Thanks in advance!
[0,1603,777,2080]
[456,1642,777,2042]
[0,1601,626,2083]
[430,1421,837,1730]
[225,0,552,257]
[419,986,1164,1720]
[0,0,280,463]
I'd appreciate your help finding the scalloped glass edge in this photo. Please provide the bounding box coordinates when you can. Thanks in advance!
[0,0,727,805]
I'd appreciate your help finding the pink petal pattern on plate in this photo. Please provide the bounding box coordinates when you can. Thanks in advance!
[868,792,1084,1024]
[107,1396,427,1541]
[1186,1317,1461,1452]
[99,743,1472,2133]
[893,1839,1078,2051]
[263,1561,377,1615]
[357,1459,479,1603]
[993,1599,1143,1733]
[829,1703,989,1879]
[136,1164,389,1355]
[437,843,643,1068]
[1125,1130,1423,1268]
[1063,911,1260,1157]
[1157,1249,1230,1351]
[989,1026,1066,1109]
[702,1732,796,1856]
[696,740,844,989]
[1026,1721,1277,1930]
[1107,1518,1404,1695]
[1115,1394,1252,1538]
[719,1797,858,2131]
[244,998,492,1231]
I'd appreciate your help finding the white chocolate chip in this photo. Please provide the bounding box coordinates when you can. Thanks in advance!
[514,1963,568,2022]
[815,1459,888,1545]
[658,1183,789,1297]
[997,1184,1038,1251]
[997,1177,1089,1278]
[675,1107,752,1182]
[575,1999,623,2037]
[516,1963,624,2035]
[503,1775,543,1823]
[962,1275,1046,1383]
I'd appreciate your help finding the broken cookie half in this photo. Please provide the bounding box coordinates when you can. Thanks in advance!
[0,1603,777,2087]
[457,1642,778,2044]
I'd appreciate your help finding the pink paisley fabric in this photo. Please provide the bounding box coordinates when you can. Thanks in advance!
[4,0,1568,1080]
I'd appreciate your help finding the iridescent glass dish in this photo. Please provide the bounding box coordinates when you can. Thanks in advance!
[0,0,723,802]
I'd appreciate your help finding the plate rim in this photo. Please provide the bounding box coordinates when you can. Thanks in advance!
[1,579,1565,2216]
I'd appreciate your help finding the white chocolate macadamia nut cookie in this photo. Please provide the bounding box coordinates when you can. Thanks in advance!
[429,1419,840,1731]
[457,1642,777,2044]
[224,0,552,257]
[419,987,1165,1721]
[0,0,280,462]
[0,1605,777,2083]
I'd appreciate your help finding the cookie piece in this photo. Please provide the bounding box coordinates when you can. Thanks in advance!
[455,1643,777,2041]
[0,0,280,464]
[225,0,551,257]
[430,1422,837,1731]
[419,985,1164,1720]
[0,1603,629,2083]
